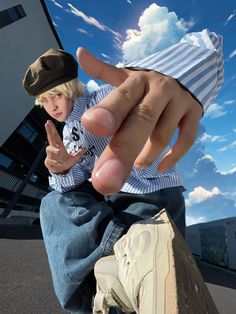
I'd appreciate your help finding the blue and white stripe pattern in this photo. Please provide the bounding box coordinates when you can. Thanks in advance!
[126,29,224,112]
[49,29,224,193]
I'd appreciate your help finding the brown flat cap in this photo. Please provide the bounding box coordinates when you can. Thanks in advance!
[22,48,78,96]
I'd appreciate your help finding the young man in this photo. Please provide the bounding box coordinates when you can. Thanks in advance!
[22,29,222,313]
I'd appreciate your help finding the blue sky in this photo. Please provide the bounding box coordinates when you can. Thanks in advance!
[45,0,236,225]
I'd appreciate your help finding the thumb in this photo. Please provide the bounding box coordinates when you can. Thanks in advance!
[76,47,128,87]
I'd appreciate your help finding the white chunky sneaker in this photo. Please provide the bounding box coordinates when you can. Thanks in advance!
[113,209,219,314]
[93,255,134,314]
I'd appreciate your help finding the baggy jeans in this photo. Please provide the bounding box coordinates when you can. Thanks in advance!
[40,181,186,313]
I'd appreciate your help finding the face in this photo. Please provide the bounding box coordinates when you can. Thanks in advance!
[40,92,73,122]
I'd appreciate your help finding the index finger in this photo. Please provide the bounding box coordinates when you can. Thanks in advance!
[77,47,128,86]
[45,120,63,147]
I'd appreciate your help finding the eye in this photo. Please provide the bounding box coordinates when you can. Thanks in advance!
[54,93,62,99]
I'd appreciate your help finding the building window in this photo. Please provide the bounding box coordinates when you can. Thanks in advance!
[18,122,38,143]
[30,173,38,183]
[0,4,26,29]
[0,153,13,168]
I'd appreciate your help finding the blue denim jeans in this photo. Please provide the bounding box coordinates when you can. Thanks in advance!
[40,181,185,313]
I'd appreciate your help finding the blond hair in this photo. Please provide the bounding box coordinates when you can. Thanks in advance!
[35,78,84,106]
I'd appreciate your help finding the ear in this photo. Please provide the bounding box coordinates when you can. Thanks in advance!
[71,92,77,102]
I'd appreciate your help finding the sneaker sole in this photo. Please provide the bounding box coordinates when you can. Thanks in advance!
[155,209,219,314]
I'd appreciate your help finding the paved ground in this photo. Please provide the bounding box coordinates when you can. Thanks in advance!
[0,225,236,314]
[199,261,236,314]
[0,226,63,314]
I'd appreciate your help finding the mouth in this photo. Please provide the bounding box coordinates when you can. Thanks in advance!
[54,113,62,119]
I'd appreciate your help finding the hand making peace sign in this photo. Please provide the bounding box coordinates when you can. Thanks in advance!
[44,120,87,174]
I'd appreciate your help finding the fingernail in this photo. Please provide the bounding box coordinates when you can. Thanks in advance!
[157,166,167,174]
[95,159,125,193]
[134,163,145,170]
[76,47,82,55]
[85,108,115,129]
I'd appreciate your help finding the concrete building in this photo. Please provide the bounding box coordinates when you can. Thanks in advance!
[186,216,236,270]
[0,0,63,217]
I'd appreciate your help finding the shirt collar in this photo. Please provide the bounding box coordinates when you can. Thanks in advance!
[65,95,90,123]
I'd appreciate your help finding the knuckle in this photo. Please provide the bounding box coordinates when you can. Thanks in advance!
[171,154,180,164]
[133,103,155,123]
[94,65,108,82]
[109,138,129,151]
[44,158,50,168]
[117,86,132,100]
[156,133,171,147]
[159,76,178,95]
[135,158,154,169]
[182,134,196,147]
[131,70,146,81]
[109,136,138,157]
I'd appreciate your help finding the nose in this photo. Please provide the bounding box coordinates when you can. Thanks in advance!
[48,98,58,112]
[52,104,58,111]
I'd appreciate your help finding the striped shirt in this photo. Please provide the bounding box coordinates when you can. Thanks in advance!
[49,29,224,193]
[126,29,224,112]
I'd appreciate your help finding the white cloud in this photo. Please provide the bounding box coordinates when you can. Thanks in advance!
[127,0,132,4]
[86,80,100,93]
[54,15,62,21]
[77,28,88,34]
[101,53,111,60]
[204,103,227,119]
[186,215,207,226]
[178,124,236,222]
[229,49,236,59]
[76,28,93,36]
[186,186,221,207]
[220,166,236,175]
[224,99,235,105]
[51,0,64,9]
[68,3,106,30]
[198,154,215,163]
[218,140,236,152]
[176,18,196,31]
[224,12,236,25]
[116,62,125,68]
[67,3,122,49]
[52,20,58,27]
[199,132,225,143]
[121,3,195,63]
[194,154,216,168]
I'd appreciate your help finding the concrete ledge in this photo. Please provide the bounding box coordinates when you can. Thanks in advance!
[195,255,236,278]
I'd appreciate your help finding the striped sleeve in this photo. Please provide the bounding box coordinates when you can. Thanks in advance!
[126,29,224,112]
[87,84,115,107]
[49,165,91,192]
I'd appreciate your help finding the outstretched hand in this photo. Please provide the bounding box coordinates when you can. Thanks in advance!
[77,48,203,195]
[44,120,87,174]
